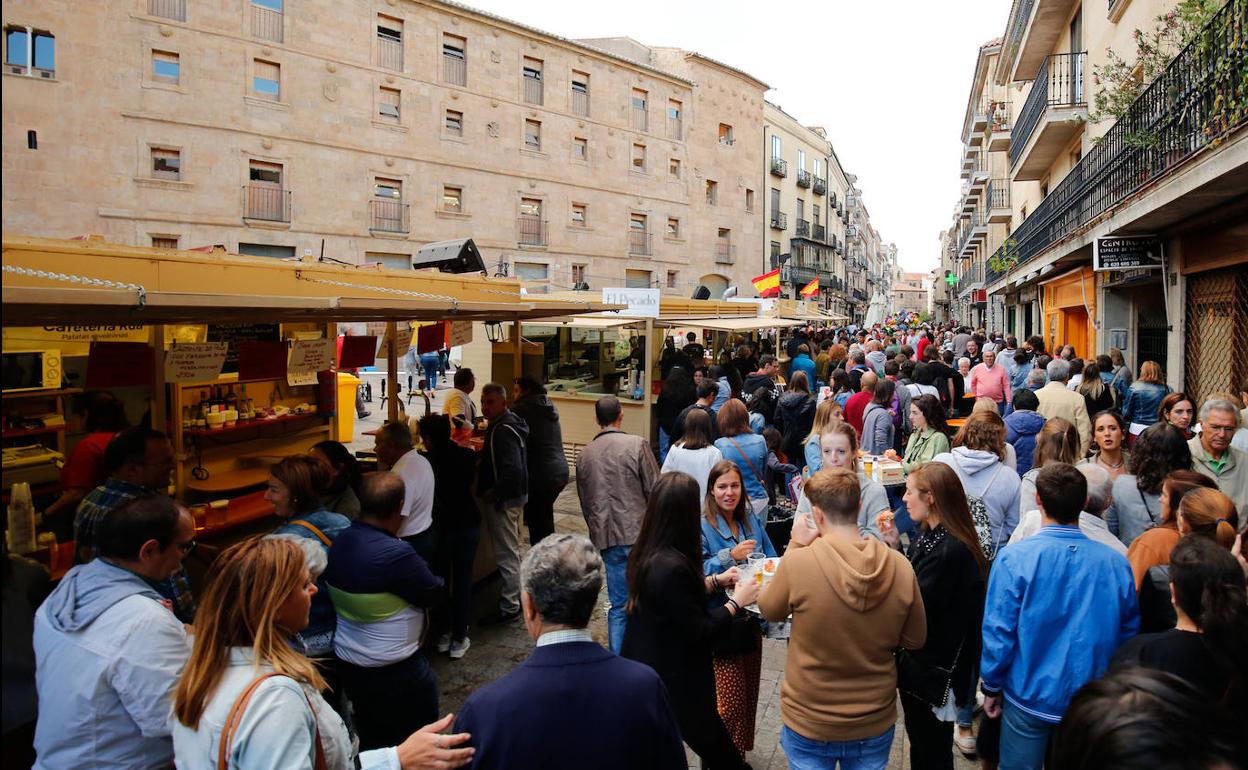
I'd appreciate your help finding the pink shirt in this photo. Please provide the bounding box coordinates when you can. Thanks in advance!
[969,362,1012,403]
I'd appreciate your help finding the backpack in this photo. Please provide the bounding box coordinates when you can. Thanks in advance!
[952,456,1002,561]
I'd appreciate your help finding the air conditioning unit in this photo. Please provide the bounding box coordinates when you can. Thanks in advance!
[8,65,26,75]
[35,68,53,79]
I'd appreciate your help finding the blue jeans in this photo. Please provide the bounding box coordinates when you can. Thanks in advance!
[658,427,671,464]
[602,545,631,653]
[420,352,440,390]
[999,700,1054,770]
[781,724,895,770]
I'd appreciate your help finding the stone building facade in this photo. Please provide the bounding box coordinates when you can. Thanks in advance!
[2,0,766,298]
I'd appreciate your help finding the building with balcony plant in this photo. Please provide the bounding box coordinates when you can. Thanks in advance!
[980,0,1247,400]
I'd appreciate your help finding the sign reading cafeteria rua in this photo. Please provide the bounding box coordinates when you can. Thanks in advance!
[206,323,281,373]
[1094,236,1164,272]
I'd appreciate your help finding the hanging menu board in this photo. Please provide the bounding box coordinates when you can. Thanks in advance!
[206,323,281,373]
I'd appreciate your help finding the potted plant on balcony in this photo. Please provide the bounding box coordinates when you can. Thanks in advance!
[988,237,1020,275]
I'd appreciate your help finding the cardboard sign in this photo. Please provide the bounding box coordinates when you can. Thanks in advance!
[338,335,377,370]
[85,342,153,388]
[237,340,287,381]
[163,342,228,383]
[448,321,473,348]
[378,323,415,357]
[287,339,334,386]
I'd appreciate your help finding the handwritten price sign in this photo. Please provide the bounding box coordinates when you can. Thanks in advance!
[164,342,228,383]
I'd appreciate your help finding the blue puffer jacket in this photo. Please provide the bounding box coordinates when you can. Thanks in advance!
[1004,410,1046,476]
[1121,381,1170,426]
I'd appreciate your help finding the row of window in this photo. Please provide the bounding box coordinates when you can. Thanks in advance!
[138,2,700,139]
[769,134,828,178]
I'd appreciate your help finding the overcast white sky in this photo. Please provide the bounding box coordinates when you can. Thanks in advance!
[463,0,1009,275]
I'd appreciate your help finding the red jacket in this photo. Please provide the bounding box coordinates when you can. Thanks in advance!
[845,391,872,436]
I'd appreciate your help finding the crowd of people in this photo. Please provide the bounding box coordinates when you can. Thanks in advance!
[5,324,1248,770]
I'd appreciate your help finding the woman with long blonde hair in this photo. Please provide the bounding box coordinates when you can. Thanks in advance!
[1123,360,1171,439]
[802,398,841,474]
[172,537,471,770]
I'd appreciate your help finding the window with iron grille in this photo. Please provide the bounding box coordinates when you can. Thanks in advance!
[252,0,282,43]
[442,34,466,85]
[148,0,185,22]
[151,236,179,249]
[522,57,543,105]
[377,16,403,70]
[571,71,589,116]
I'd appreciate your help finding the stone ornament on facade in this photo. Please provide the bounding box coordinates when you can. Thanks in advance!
[322,81,338,101]
[491,51,501,63]
[486,121,499,138]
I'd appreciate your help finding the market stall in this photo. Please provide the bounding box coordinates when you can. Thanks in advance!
[1,235,615,578]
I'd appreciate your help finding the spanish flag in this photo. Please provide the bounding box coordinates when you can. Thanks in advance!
[752,268,781,297]
[800,277,819,297]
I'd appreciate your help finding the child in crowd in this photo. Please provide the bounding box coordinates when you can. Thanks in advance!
[763,428,798,504]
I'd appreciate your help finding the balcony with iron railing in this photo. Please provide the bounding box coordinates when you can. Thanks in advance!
[958,207,988,258]
[631,106,648,132]
[987,0,1246,286]
[628,229,652,256]
[770,211,787,230]
[812,177,827,195]
[968,97,990,145]
[523,75,543,105]
[715,242,736,264]
[443,53,466,86]
[852,288,867,302]
[517,216,548,246]
[243,185,290,222]
[667,115,682,140]
[987,179,1011,223]
[571,88,589,117]
[251,3,283,42]
[812,223,827,242]
[796,169,812,188]
[770,157,788,177]
[370,199,409,233]
[1011,51,1087,179]
[148,0,186,21]
[795,219,811,237]
[988,99,1012,152]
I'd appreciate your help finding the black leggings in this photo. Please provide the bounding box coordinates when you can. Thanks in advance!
[676,699,748,770]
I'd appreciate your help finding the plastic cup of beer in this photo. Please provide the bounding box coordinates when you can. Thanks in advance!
[209,499,229,527]
[189,504,209,532]
[748,552,766,585]
[864,456,875,477]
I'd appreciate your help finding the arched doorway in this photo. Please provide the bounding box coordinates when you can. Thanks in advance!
[699,273,729,299]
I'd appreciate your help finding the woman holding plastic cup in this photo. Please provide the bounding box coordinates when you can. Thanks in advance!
[697,460,775,759]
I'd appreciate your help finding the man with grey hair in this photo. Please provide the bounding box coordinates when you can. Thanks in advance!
[453,534,685,770]
[372,421,435,554]
[1035,356,1091,454]
[1189,397,1248,508]
[1026,367,1048,390]
[1008,463,1126,555]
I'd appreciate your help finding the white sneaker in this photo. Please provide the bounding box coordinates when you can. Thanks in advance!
[449,637,471,660]
[954,725,977,756]
[435,633,452,654]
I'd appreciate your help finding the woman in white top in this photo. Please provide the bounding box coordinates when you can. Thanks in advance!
[661,408,723,502]
[172,537,472,770]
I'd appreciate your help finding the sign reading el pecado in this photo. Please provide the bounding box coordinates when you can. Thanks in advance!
[1094,236,1164,272]
[602,288,660,318]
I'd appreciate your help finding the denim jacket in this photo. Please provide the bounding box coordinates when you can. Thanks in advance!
[701,511,777,576]
[1121,381,1169,426]
[274,509,351,656]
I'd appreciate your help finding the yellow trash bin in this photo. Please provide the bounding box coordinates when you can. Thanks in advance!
[335,372,362,443]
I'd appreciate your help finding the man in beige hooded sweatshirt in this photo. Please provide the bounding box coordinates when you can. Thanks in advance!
[759,467,926,769]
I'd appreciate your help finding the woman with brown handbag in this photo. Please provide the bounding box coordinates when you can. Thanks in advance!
[171,537,472,770]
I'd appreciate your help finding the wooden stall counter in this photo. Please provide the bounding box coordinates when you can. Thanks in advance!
[546,390,651,446]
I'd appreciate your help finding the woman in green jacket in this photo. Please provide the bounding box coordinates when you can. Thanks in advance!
[885,395,952,534]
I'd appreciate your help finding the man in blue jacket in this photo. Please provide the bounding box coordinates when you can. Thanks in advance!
[981,463,1138,769]
[1004,388,1045,477]
[455,534,685,770]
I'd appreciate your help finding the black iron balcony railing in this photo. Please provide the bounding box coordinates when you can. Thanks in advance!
[988,179,1010,210]
[959,261,986,288]
[715,242,736,264]
[770,212,787,230]
[770,157,788,177]
[517,215,547,246]
[628,229,652,256]
[1011,51,1087,168]
[370,199,409,233]
[989,0,1246,285]
[243,185,290,222]
[796,219,811,237]
[812,177,827,195]
[796,169,812,188]
[812,223,827,242]
[788,265,818,286]
[852,288,867,301]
